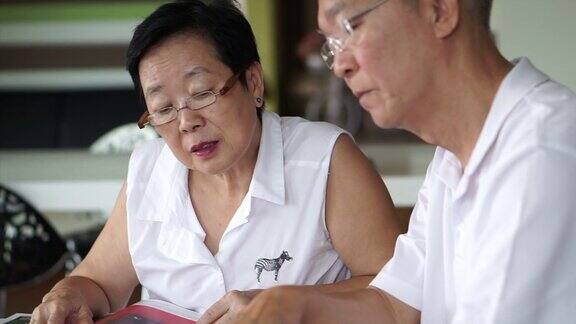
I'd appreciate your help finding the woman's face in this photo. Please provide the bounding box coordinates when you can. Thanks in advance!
[139,33,264,175]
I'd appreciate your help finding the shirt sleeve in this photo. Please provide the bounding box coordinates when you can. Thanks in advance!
[453,147,576,324]
[369,162,434,310]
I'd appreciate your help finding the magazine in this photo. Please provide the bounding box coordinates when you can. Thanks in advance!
[97,299,200,323]
[0,314,31,324]
[0,300,199,324]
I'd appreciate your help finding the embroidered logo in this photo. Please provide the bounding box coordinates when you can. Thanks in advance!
[254,250,293,283]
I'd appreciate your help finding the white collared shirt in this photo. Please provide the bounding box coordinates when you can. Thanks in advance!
[371,58,576,323]
[126,111,350,313]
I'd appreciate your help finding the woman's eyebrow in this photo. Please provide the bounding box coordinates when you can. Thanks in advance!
[145,84,162,97]
[145,67,213,97]
[184,66,212,80]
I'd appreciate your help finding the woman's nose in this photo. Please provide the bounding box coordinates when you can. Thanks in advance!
[178,108,204,133]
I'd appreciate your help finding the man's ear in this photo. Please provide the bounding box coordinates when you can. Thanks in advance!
[422,0,460,39]
[245,62,265,101]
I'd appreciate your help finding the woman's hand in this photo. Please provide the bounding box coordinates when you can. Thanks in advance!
[31,287,94,324]
[198,286,310,324]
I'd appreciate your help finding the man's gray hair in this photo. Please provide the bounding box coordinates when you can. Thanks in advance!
[463,0,493,30]
[405,0,494,30]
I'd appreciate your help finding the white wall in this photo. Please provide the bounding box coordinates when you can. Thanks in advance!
[491,0,576,90]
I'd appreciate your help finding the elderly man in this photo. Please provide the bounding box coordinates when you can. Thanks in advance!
[198,0,576,323]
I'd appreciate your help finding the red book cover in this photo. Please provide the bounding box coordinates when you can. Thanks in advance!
[96,299,200,324]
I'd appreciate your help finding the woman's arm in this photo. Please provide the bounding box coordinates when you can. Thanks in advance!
[321,134,402,290]
[32,182,139,323]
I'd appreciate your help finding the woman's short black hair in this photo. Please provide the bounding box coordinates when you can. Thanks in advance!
[126,0,260,99]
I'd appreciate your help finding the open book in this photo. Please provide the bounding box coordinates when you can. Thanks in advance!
[0,300,199,324]
[96,299,200,323]
[0,314,31,324]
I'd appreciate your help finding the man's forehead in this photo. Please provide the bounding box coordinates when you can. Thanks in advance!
[323,1,346,18]
[318,0,372,30]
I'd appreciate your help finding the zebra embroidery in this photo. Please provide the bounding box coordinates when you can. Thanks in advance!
[254,250,293,283]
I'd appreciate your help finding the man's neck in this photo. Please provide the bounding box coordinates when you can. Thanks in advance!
[408,36,513,168]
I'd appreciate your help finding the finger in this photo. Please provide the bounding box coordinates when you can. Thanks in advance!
[72,307,95,324]
[76,317,95,324]
[244,289,263,299]
[47,302,77,324]
[47,311,67,324]
[229,307,263,324]
[213,316,226,324]
[31,306,43,324]
[198,297,231,324]
[214,311,238,324]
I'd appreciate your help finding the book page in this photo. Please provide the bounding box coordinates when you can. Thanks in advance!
[0,314,32,324]
[96,299,200,323]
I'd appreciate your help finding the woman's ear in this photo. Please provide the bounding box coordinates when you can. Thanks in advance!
[245,62,265,106]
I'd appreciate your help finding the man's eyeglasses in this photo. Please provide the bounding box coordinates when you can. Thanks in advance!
[137,72,241,129]
[320,0,388,69]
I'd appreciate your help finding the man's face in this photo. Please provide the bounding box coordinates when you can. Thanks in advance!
[318,0,437,129]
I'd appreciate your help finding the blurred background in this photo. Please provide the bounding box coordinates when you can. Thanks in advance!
[0,0,575,316]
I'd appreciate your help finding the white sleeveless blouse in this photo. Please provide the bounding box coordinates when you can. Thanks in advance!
[126,111,350,313]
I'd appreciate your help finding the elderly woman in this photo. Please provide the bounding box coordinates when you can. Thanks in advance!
[31,0,401,323]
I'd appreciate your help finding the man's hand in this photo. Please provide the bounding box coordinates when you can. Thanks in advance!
[197,289,261,324]
[31,287,94,324]
[198,286,310,324]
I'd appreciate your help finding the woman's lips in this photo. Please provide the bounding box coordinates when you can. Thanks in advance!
[190,140,219,158]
